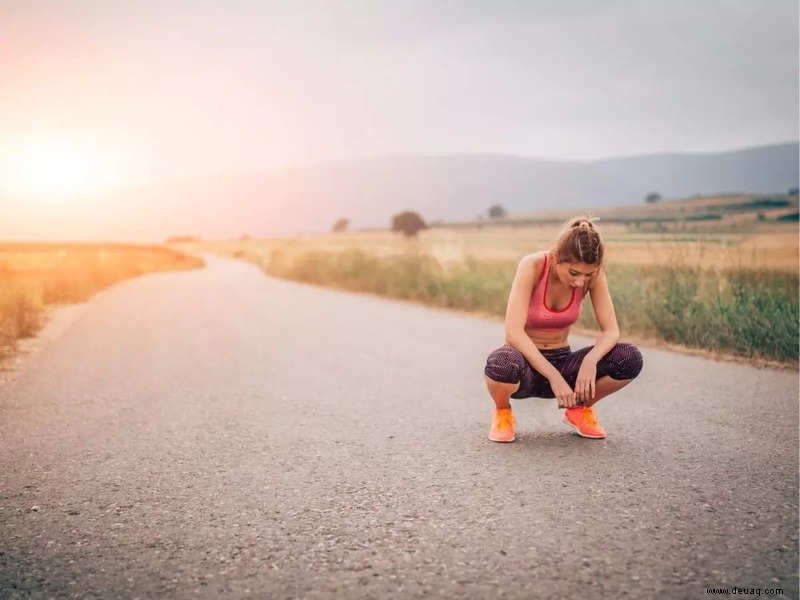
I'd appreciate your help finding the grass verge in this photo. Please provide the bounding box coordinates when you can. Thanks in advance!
[247,247,798,365]
[0,244,204,356]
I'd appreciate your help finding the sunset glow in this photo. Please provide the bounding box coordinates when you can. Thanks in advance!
[0,3,796,242]
[2,139,116,198]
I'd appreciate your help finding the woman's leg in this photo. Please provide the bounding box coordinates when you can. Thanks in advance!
[559,342,644,406]
[484,345,535,442]
[484,375,520,410]
[483,345,526,409]
[584,375,633,407]
[553,343,641,438]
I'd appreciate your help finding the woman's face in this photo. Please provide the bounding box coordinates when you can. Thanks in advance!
[555,260,599,289]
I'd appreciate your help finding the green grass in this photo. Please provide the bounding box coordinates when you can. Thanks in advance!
[267,248,515,316]
[577,264,798,361]
[261,248,798,364]
[714,198,791,211]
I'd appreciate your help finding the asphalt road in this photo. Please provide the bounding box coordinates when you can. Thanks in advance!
[1,256,797,599]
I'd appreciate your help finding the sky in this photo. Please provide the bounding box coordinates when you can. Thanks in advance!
[0,0,798,195]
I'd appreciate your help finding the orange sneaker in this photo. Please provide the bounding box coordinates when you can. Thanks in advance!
[563,406,607,439]
[488,408,516,443]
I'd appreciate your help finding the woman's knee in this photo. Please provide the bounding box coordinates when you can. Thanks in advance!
[484,345,526,384]
[605,342,643,380]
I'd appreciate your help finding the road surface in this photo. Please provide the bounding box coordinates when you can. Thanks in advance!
[1,256,797,599]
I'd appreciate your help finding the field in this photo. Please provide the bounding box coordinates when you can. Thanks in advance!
[184,221,798,272]
[174,198,799,365]
[0,243,204,355]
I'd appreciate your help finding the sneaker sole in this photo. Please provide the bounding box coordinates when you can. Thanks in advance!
[562,416,606,439]
[488,434,516,443]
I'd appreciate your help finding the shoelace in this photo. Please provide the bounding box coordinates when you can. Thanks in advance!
[582,407,598,427]
[496,410,515,429]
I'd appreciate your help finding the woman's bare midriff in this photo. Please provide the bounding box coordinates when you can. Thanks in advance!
[525,326,570,350]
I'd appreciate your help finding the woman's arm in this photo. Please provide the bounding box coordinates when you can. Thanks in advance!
[574,268,622,405]
[584,268,621,362]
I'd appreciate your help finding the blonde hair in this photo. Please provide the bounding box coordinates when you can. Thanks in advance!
[549,215,605,289]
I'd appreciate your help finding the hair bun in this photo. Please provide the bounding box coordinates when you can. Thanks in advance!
[572,217,597,230]
[555,215,604,265]
[573,219,589,229]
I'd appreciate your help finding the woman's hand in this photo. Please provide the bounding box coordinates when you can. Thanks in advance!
[574,358,597,406]
[549,373,577,408]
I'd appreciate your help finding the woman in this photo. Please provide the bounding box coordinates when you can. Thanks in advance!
[484,216,643,442]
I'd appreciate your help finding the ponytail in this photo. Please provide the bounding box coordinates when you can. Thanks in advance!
[551,214,605,268]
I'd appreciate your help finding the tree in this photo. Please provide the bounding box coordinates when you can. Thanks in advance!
[645,192,661,204]
[488,204,507,219]
[391,211,428,237]
[332,218,349,233]
[788,187,799,196]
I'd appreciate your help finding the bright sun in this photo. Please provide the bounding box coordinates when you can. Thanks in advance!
[3,139,113,198]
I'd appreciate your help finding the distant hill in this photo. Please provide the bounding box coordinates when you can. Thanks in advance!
[2,141,797,242]
[451,193,799,231]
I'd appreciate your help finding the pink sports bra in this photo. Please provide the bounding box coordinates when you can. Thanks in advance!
[526,252,586,330]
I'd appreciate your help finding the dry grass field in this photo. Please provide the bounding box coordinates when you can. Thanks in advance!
[179,221,798,273]
[0,243,204,355]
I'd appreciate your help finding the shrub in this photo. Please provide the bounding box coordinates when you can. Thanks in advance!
[488,205,507,219]
[391,211,428,237]
[332,218,349,233]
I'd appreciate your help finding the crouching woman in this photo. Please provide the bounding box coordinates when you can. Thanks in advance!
[484,216,643,442]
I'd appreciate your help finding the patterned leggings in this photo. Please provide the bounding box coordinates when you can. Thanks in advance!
[484,343,643,400]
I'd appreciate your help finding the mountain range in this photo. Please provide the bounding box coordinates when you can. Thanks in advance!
[2,141,797,242]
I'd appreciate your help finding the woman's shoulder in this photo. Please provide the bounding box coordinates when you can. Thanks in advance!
[516,251,548,284]
[518,250,548,267]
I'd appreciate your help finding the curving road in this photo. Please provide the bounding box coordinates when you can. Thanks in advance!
[1,255,797,599]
